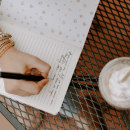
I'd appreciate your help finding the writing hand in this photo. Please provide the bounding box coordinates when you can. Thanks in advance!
[0,46,51,96]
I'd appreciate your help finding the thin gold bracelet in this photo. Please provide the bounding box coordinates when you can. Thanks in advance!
[0,32,15,57]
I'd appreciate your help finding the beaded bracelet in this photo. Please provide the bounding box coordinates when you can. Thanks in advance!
[0,32,15,57]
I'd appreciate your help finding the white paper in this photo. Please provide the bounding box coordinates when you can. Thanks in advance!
[0,0,100,48]
[0,21,81,114]
[0,0,100,114]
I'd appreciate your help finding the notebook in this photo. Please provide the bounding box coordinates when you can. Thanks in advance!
[0,0,99,115]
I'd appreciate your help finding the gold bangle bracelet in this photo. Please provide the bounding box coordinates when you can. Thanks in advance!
[0,32,15,57]
[0,42,15,57]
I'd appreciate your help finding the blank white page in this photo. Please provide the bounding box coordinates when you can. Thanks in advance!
[0,21,81,115]
[0,0,100,48]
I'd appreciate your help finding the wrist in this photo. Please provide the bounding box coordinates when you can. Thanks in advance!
[0,31,15,65]
[0,46,15,67]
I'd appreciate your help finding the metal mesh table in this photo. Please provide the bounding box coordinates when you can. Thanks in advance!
[0,0,130,129]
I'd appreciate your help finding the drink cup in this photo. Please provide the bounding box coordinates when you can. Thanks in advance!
[99,57,130,109]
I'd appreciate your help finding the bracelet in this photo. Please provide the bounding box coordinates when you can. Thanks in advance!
[0,32,15,57]
[0,42,15,57]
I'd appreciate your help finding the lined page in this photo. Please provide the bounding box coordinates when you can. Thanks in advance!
[0,21,81,114]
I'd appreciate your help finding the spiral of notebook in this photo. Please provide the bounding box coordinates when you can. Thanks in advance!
[0,0,99,114]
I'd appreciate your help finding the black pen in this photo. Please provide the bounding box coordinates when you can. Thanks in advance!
[0,72,44,81]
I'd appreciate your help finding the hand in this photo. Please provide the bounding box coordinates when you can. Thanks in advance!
[0,46,51,96]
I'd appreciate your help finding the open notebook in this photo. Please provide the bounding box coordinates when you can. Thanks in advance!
[0,0,99,115]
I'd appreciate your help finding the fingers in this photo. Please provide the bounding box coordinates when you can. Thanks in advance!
[28,56,51,78]
[16,90,32,97]
[37,79,49,91]
[20,80,38,94]
[4,78,49,96]
[4,79,32,96]
[20,79,49,95]
[5,84,32,97]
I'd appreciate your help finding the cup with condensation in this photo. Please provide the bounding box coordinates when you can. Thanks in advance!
[99,57,130,109]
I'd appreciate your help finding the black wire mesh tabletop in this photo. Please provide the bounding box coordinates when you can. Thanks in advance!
[0,0,130,129]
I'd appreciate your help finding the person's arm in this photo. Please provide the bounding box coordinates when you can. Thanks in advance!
[0,29,51,97]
